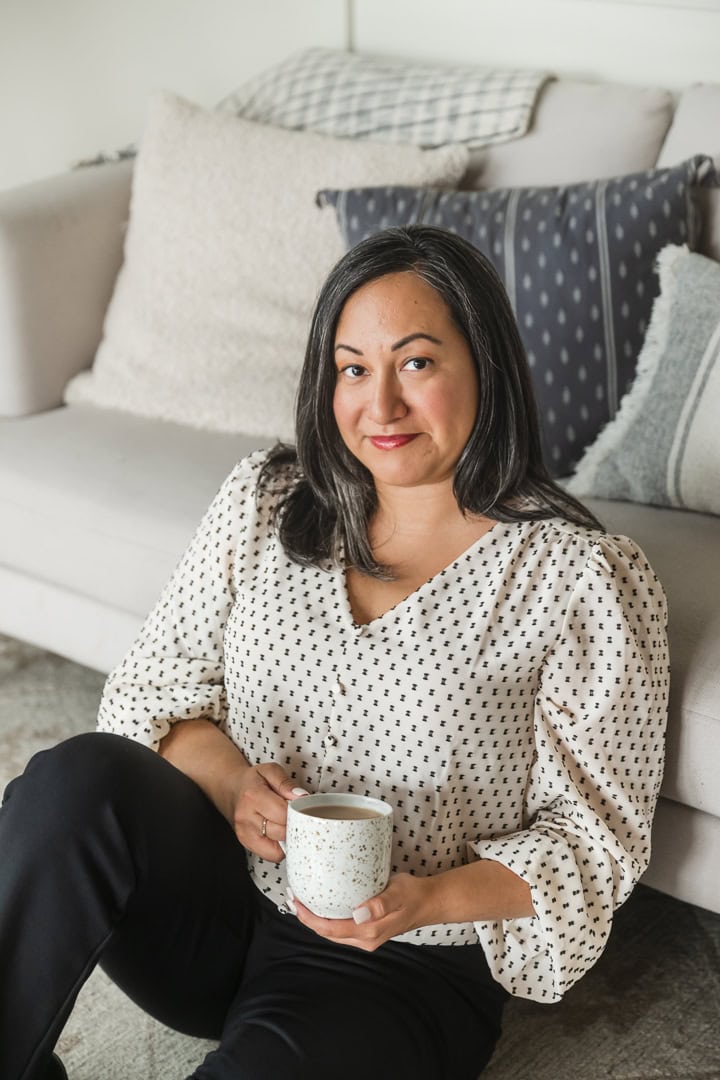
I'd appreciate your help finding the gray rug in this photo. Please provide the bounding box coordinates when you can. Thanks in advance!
[1,634,719,1080]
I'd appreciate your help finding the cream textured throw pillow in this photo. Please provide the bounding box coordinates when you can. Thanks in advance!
[65,92,468,438]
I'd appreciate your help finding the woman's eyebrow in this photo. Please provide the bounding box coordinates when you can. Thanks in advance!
[334,332,442,355]
[391,332,442,351]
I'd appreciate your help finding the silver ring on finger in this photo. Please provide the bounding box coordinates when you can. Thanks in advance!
[261,817,268,838]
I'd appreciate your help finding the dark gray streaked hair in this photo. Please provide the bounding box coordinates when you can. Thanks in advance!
[259,225,602,578]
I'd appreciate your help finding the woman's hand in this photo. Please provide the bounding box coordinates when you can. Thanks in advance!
[288,873,436,951]
[230,761,308,863]
[287,860,535,949]
[158,719,308,863]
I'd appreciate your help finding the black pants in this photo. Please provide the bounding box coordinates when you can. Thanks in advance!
[0,733,506,1080]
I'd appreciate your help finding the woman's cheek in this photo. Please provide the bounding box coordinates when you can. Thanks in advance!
[333,389,361,444]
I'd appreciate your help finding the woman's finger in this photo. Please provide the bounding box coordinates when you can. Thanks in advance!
[257,762,310,801]
[236,817,286,862]
[230,761,310,863]
[288,875,424,950]
[236,765,309,835]
[236,779,290,833]
[257,812,285,844]
[290,895,392,950]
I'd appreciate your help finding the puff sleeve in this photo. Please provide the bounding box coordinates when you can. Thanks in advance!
[96,453,265,750]
[469,534,669,1001]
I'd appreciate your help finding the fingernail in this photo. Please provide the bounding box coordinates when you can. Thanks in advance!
[352,905,371,925]
[292,787,310,797]
[285,887,297,915]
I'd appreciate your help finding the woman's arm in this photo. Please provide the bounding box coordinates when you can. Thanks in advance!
[422,859,535,923]
[97,456,265,750]
[159,718,307,861]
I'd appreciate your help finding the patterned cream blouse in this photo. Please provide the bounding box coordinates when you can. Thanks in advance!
[98,451,669,1002]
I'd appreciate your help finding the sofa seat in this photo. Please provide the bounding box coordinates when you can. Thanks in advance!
[0,404,269,669]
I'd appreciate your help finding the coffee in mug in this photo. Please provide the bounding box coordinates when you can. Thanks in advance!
[284,792,393,919]
[297,804,382,821]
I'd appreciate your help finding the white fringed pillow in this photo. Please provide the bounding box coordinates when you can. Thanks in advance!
[64,92,468,438]
[568,245,720,515]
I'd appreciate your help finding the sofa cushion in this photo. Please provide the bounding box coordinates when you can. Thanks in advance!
[319,156,713,476]
[63,91,468,441]
[0,160,133,417]
[643,797,720,916]
[569,246,720,516]
[463,79,675,189]
[583,496,720,821]
[657,84,720,261]
[223,58,675,191]
[0,405,269,618]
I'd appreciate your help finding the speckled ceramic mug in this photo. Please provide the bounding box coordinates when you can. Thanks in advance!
[284,792,393,919]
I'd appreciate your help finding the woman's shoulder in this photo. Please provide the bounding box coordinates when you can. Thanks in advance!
[200,448,303,541]
[531,515,646,557]
[223,445,302,500]
[524,516,662,595]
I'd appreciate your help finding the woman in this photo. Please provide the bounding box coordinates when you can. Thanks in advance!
[0,226,668,1080]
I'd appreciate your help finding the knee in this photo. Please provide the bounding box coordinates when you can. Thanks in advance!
[3,732,153,824]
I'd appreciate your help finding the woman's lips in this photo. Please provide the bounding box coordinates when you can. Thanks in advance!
[368,434,420,450]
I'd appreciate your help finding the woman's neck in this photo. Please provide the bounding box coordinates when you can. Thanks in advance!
[371,481,479,546]
[344,484,496,624]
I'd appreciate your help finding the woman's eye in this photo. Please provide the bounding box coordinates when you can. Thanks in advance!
[339,364,366,379]
[403,356,431,372]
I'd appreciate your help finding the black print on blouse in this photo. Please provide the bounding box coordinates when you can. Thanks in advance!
[98,451,669,1002]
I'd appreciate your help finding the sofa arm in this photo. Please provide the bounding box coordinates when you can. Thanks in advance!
[0,160,133,416]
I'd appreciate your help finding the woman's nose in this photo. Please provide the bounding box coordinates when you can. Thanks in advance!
[367,372,408,425]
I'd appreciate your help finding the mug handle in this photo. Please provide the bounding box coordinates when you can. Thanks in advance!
[278,839,287,855]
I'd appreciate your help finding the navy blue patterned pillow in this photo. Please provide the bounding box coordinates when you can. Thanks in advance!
[318,156,716,476]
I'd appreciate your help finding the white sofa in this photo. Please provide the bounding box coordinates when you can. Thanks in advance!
[1,63,718,916]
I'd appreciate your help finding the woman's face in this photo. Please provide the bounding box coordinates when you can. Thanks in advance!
[332,271,479,494]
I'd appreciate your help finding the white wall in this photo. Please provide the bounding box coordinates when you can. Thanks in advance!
[0,0,347,191]
[352,0,720,87]
[2,0,719,193]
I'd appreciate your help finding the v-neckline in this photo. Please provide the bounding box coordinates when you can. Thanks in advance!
[335,518,512,630]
